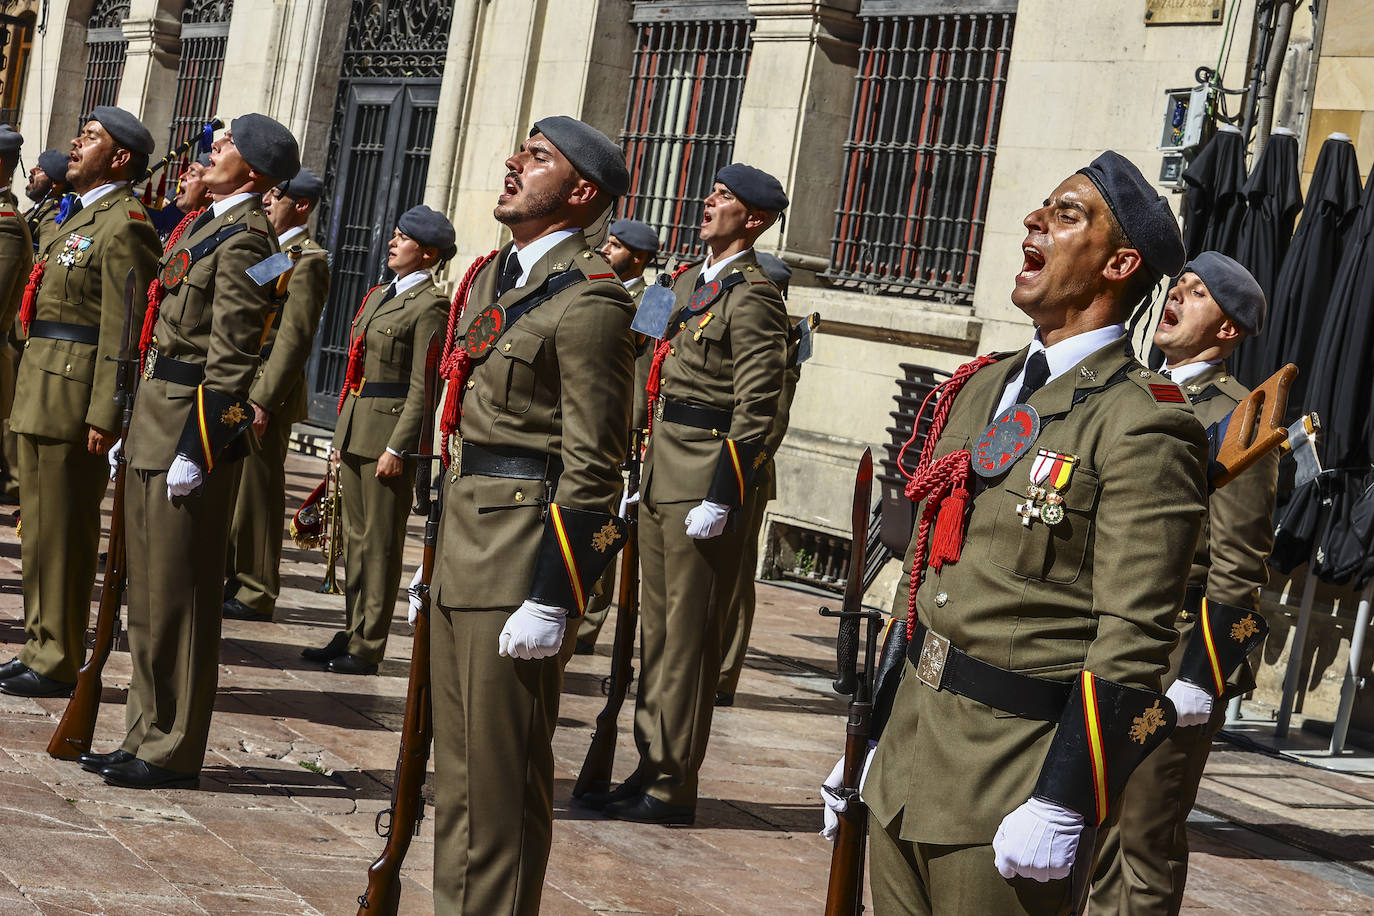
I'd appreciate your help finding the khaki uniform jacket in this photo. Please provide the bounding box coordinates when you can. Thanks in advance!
[641,250,788,504]
[866,337,1209,846]
[432,234,636,611]
[627,279,655,433]
[332,276,447,460]
[0,190,33,336]
[250,233,330,426]
[125,196,277,471]
[12,185,159,441]
[31,197,62,256]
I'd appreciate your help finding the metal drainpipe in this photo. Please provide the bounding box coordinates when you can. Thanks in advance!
[1253,0,1296,160]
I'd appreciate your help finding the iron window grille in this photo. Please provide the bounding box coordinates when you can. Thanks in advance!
[825,9,1015,305]
[619,11,753,261]
[167,0,233,162]
[81,0,130,123]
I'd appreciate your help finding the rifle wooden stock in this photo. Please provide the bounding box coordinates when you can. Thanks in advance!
[825,698,872,916]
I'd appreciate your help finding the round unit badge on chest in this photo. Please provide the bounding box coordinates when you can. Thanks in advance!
[688,280,720,313]
[161,250,191,288]
[972,404,1041,478]
[464,303,506,358]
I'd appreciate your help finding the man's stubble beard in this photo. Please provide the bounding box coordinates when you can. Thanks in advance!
[494,176,574,227]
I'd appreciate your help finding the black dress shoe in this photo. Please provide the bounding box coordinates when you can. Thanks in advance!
[573,780,642,811]
[714,692,735,707]
[573,640,596,656]
[222,598,270,621]
[100,757,198,790]
[327,653,378,675]
[0,668,75,698]
[78,748,133,774]
[603,792,695,826]
[302,631,349,662]
[0,657,27,681]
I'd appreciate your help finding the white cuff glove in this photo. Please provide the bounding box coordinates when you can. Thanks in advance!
[820,741,877,841]
[407,566,424,626]
[1166,679,1214,727]
[166,454,204,499]
[993,796,1084,882]
[619,488,641,517]
[498,600,567,660]
[108,438,123,481]
[684,499,730,539]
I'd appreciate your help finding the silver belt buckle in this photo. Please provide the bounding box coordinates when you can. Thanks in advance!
[142,347,157,381]
[915,627,951,691]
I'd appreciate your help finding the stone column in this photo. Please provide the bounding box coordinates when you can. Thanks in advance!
[117,0,181,158]
[18,0,89,156]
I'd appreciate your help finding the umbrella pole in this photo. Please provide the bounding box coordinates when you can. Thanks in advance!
[1275,550,1321,740]
[1327,579,1374,755]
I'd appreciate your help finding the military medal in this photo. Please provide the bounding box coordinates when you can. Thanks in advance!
[55,233,93,268]
[160,249,191,288]
[464,303,506,358]
[972,404,1040,478]
[1017,449,1077,527]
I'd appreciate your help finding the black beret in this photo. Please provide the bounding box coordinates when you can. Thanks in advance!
[398,204,457,261]
[38,149,69,183]
[756,252,791,293]
[280,166,323,203]
[608,218,659,253]
[530,116,629,197]
[194,152,212,168]
[89,106,154,156]
[717,162,788,212]
[0,128,21,155]
[1183,251,1266,338]
[230,113,300,181]
[1078,150,1185,279]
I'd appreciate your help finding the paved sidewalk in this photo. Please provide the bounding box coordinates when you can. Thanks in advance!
[0,450,1369,914]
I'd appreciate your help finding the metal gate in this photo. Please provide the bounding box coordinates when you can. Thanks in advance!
[81,0,131,122]
[308,0,452,424]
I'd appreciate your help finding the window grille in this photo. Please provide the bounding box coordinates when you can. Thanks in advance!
[167,0,233,158]
[825,10,1014,304]
[619,14,753,260]
[81,0,131,121]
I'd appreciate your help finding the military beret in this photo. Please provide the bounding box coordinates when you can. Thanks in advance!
[230,113,300,181]
[280,166,324,203]
[530,116,629,197]
[0,128,21,155]
[717,163,789,212]
[89,106,154,156]
[1077,150,1185,279]
[756,252,791,293]
[38,149,69,183]
[1183,251,1266,338]
[194,152,212,168]
[398,204,457,261]
[608,218,659,253]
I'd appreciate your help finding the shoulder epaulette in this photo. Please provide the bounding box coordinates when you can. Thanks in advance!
[127,209,146,221]
[573,248,617,282]
[1124,363,1192,409]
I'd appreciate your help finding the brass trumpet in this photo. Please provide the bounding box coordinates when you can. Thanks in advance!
[291,460,343,594]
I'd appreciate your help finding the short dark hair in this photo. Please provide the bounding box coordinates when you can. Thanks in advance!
[120,151,149,183]
[1104,207,1161,318]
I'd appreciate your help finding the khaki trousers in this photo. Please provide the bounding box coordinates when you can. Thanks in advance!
[122,466,235,773]
[16,433,107,682]
[716,484,767,695]
[224,415,292,616]
[339,452,412,664]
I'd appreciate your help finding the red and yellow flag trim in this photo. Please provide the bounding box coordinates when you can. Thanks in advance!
[1049,454,1075,489]
[1199,597,1226,695]
[549,504,586,613]
[195,386,215,472]
[725,439,745,503]
[1080,670,1108,825]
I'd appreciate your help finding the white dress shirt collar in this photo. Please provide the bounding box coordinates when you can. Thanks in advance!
[79,182,122,209]
[700,248,750,284]
[392,268,431,295]
[511,228,581,288]
[211,191,257,218]
[277,225,307,246]
[1160,357,1220,387]
[994,323,1126,417]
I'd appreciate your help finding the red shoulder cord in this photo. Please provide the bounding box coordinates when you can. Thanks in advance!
[138,208,203,368]
[436,250,500,463]
[897,353,1002,638]
[643,261,697,437]
[335,285,385,413]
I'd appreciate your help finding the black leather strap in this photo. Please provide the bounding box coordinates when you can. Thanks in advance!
[28,319,99,346]
[908,622,1071,721]
[259,344,273,362]
[147,350,205,387]
[459,442,562,482]
[661,398,731,433]
[356,381,408,398]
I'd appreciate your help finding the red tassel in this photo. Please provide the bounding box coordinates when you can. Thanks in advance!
[139,208,203,368]
[929,485,968,570]
[434,249,500,465]
[19,260,45,334]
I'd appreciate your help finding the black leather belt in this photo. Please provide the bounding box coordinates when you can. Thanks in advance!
[356,381,408,398]
[908,622,1072,721]
[28,319,98,346]
[659,397,731,433]
[457,441,561,481]
[144,348,204,387]
[259,345,273,362]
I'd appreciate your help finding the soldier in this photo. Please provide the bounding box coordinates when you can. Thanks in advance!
[1089,252,1276,916]
[823,152,1209,915]
[0,108,160,698]
[582,163,790,825]
[428,116,635,914]
[173,153,212,216]
[84,114,299,789]
[0,130,33,505]
[715,251,801,706]
[571,216,660,656]
[25,148,70,253]
[223,168,330,622]
[300,205,449,673]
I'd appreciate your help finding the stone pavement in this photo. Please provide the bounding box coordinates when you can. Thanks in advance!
[0,450,1368,914]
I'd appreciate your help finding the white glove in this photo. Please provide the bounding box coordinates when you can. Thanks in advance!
[684,500,730,539]
[166,454,204,499]
[820,741,877,841]
[406,566,424,626]
[108,438,123,481]
[1167,679,1214,727]
[497,600,567,660]
[619,488,641,516]
[993,797,1084,882]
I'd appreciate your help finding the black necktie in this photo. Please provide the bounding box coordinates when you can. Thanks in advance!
[1013,350,1051,405]
[693,271,706,291]
[497,254,521,296]
[1160,367,1174,380]
[379,282,397,305]
[191,208,214,234]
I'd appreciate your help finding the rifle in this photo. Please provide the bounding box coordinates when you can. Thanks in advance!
[47,269,140,760]
[356,330,442,916]
[819,448,880,916]
[571,427,643,799]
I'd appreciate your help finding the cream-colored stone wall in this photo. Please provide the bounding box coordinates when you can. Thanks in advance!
[1306,1,1374,180]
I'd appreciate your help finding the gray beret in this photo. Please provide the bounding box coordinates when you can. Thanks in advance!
[398,204,457,261]
[530,116,629,197]
[1183,251,1266,338]
[0,128,21,155]
[37,149,69,183]
[280,166,323,203]
[89,106,154,156]
[756,252,791,293]
[608,218,659,253]
[230,113,300,181]
[1078,150,1185,279]
[194,152,212,168]
[717,162,789,212]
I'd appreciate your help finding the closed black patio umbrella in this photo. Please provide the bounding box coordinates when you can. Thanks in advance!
[1180,125,1248,259]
